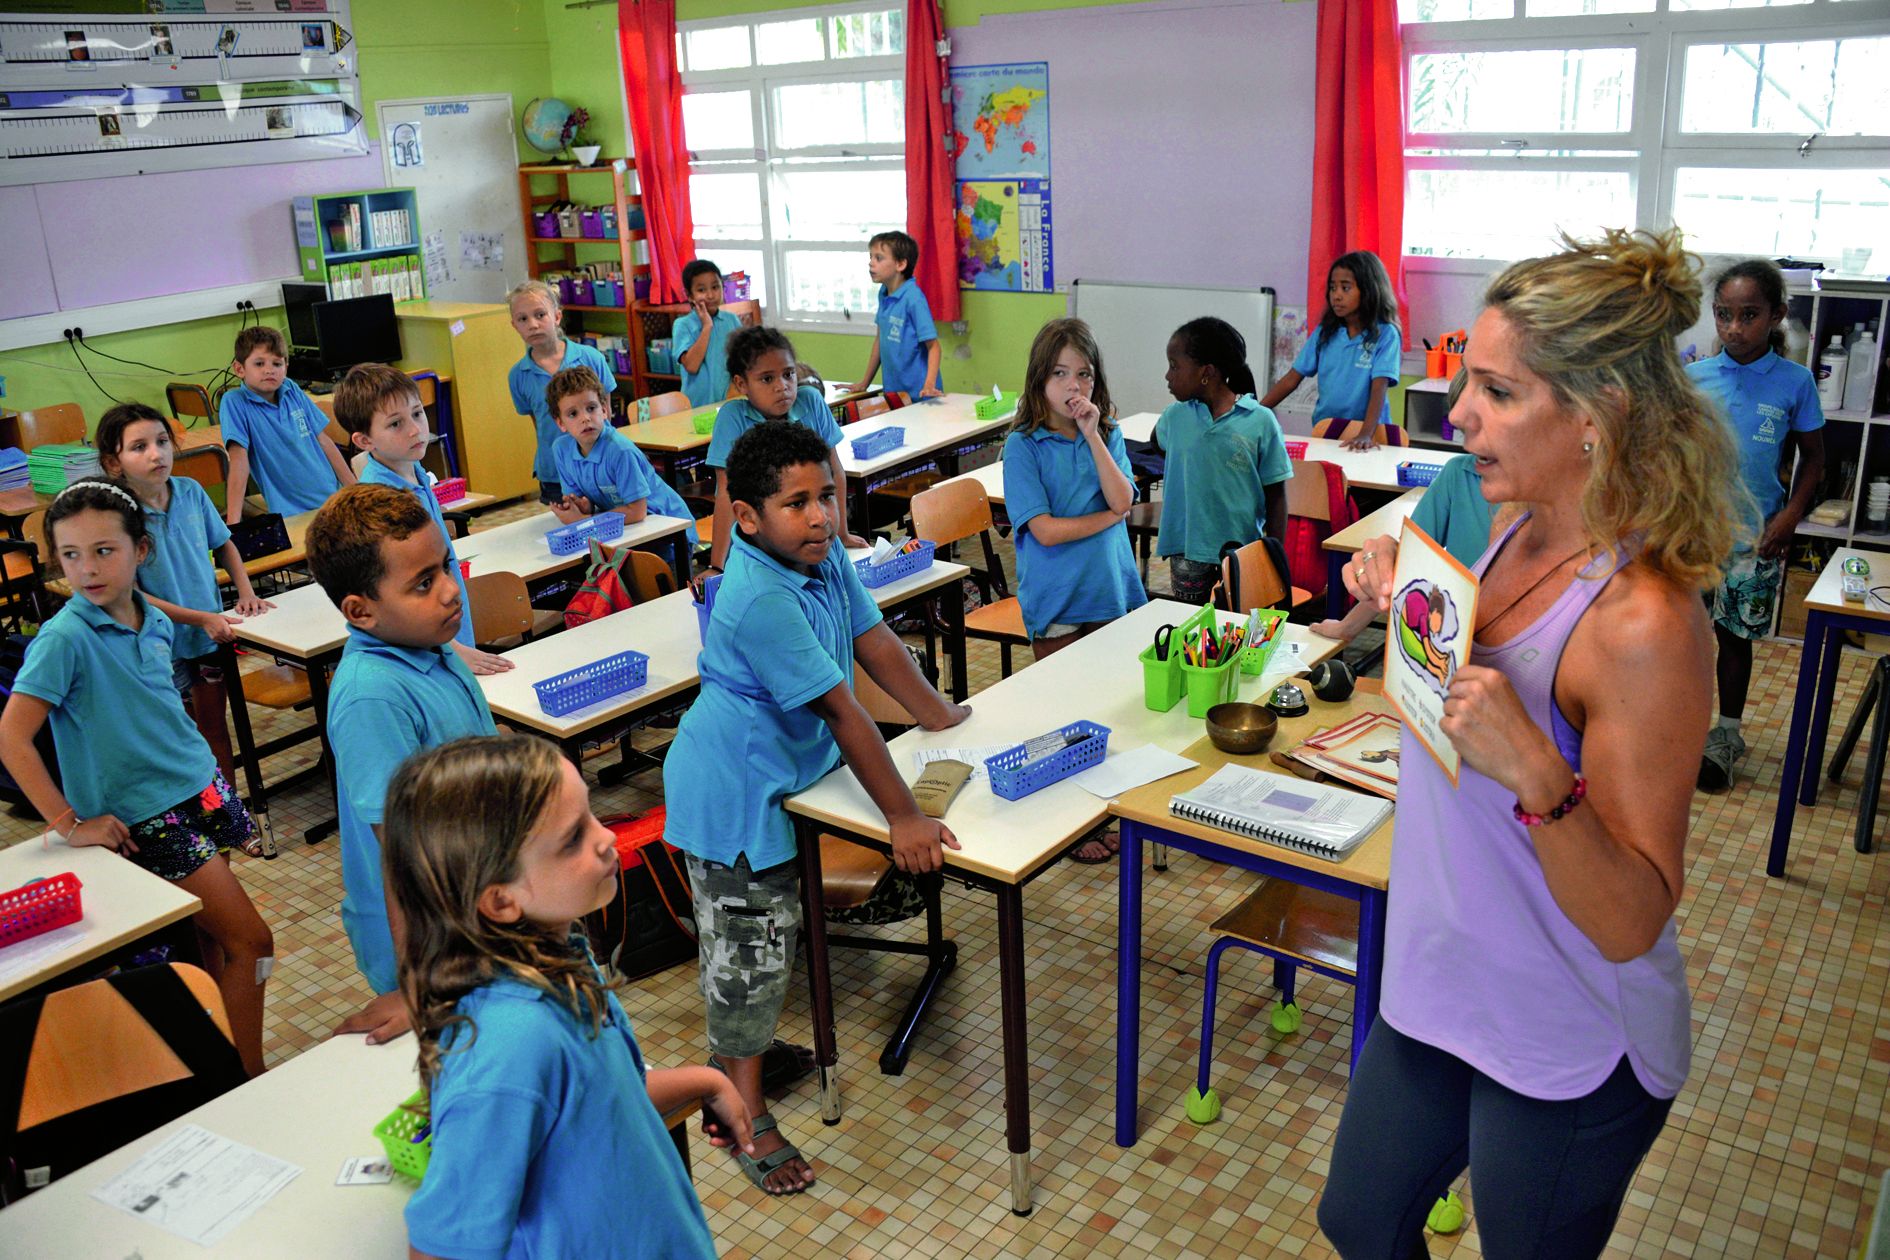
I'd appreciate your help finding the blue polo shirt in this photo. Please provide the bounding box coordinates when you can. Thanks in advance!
[1154,395,1293,564]
[218,378,340,514]
[874,279,938,396]
[706,385,844,469]
[13,594,216,825]
[508,340,618,484]
[663,530,882,870]
[1293,322,1403,427]
[1688,350,1823,535]
[1410,454,1497,569]
[405,953,716,1260]
[357,456,475,649]
[137,476,232,662]
[1003,424,1149,638]
[671,307,743,407]
[555,429,700,548]
[326,628,496,993]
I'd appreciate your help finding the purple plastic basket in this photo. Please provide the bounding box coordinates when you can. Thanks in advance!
[854,540,936,589]
[985,721,1111,801]
[534,210,560,237]
[545,512,627,557]
[580,208,604,238]
[533,650,649,717]
[633,275,651,300]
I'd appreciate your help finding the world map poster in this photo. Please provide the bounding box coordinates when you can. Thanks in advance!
[950,61,1052,293]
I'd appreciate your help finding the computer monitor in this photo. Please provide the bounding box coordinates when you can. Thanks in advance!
[280,282,326,351]
[312,294,402,375]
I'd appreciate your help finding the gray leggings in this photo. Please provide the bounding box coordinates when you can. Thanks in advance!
[1319,1020,1673,1260]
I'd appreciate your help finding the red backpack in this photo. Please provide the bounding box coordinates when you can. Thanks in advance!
[563,537,635,629]
[582,807,699,979]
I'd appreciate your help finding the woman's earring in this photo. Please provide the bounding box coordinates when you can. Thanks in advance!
[1582,442,1594,454]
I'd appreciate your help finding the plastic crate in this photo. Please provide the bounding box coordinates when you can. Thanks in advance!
[854,540,936,589]
[432,476,467,505]
[690,408,719,435]
[533,650,650,717]
[848,426,905,461]
[373,1091,432,1180]
[985,721,1111,801]
[974,391,1020,420]
[0,872,83,949]
[1397,461,1445,488]
[1238,608,1291,676]
[694,573,722,643]
[545,513,626,557]
[1285,439,1308,460]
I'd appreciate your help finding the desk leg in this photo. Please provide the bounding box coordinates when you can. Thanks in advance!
[303,659,339,844]
[996,882,1033,1215]
[669,534,692,590]
[944,576,968,703]
[796,818,842,1124]
[1352,887,1387,1072]
[1115,819,1145,1149]
[1326,552,1347,620]
[850,476,871,540]
[1801,620,1843,807]
[218,644,276,855]
[1771,614,1825,877]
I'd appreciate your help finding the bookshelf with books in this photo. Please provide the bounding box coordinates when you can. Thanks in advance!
[291,187,427,301]
[518,159,654,401]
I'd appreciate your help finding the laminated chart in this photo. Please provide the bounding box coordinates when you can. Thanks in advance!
[949,61,1053,294]
[0,2,362,184]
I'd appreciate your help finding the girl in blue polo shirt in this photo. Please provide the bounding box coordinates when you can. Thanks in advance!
[389,734,742,1260]
[507,279,618,504]
[0,479,275,1078]
[97,403,277,858]
[1260,250,1404,450]
[1003,317,1145,660]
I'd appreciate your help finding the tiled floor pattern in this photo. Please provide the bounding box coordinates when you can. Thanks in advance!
[5,499,1887,1259]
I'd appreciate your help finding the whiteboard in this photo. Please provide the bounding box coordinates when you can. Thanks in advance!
[1071,280,1275,419]
[376,94,523,305]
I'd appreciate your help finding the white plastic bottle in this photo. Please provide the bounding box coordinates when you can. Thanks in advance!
[1818,334,1849,411]
[1846,326,1878,413]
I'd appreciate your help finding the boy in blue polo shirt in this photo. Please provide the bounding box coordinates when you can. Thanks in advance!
[508,280,618,504]
[331,362,514,674]
[546,366,700,548]
[663,421,969,1196]
[848,230,942,400]
[218,326,354,525]
[309,483,498,1042]
[672,259,744,407]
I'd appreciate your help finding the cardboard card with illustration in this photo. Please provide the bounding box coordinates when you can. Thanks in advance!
[1383,518,1480,784]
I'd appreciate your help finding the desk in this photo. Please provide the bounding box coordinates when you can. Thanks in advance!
[0,837,203,1003]
[835,394,1016,533]
[1299,436,1429,495]
[627,410,715,484]
[1118,411,1159,445]
[787,601,1340,1212]
[1770,549,1890,876]
[1319,488,1423,618]
[1110,696,1395,1146]
[937,461,1007,508]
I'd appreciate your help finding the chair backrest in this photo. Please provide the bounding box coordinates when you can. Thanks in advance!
[410,373,439,409]
[911,478,994,549]
[466,571,534,643]
[850,395,892,424]
[15,404,85,452]
[19,510,49,574]
[172,444,228,495]
[623,550,678,604]
[1214,537,1292,613]
[646,391,693,418]
[1310,418,1410,448]
[165,383,215,428]
[1287,459,1349,524]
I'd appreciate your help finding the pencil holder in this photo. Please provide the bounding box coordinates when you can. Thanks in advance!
[849,426,905,460]
[1141,641,1183,712]
[1396,461,1445,489]
[1425,348,1447,378]
[533,649,650,717]
[1238,609,1290,676]
[694,574,722,643]
[973,391,1020,420]
[0,872,83,949]
[855,540,935,589]
[373,1091,432,1180]
[985,721,1111,801]
[1181,651,1242,718]
[545,513,626,556]
[691,408,719,435]
[1442,351,1463,379]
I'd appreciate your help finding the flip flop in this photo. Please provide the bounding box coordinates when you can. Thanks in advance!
[709,1039,816,1095]
[732,1114,811,1196]
[1068,829,1121,865]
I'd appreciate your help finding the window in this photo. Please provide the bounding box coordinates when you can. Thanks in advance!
[1401,2,1890,266]
[677,4,905,329]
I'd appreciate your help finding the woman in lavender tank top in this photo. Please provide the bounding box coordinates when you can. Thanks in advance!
[1317,229,1745,1260]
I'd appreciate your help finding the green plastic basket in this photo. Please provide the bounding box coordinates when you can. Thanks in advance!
[373,1090,432,1180]
[690,408,719,435]
[974,391,1020,420]
[1181,651,1242,717]
[1238,609,1291,676]
[1141,641,1182,712]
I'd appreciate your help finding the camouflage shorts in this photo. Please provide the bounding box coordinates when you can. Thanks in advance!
[1713,552,1783,641]
[685,853,802,1060]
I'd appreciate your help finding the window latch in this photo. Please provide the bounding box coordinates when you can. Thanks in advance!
[1799,133,1819,158]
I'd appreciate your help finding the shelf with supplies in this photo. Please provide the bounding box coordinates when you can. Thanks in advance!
[518,158,654,399]
[1780,279,1890,559]
[292,187,426,302]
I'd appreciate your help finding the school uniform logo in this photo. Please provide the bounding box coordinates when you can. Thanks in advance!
[885,313,907,344]
[1755,403,1785,444]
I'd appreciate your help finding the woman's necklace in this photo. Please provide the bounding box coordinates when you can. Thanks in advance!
[1478,543,1591,636]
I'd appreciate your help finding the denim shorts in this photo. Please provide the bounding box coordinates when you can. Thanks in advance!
[171,653,225,694]
[685,853,802,1060]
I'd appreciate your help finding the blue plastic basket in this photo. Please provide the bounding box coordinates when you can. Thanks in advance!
[1397,461,1446,488]
[849,426,905,461]
[533,650,650,717]
[545,513,627,556]
[985,721,1111,801]
[694,573,722,643]
[854,540,936,589]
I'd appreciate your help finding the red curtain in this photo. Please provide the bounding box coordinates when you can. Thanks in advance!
[619,0,696,305]
[1306,0,1406,320]
[904,0,961,323]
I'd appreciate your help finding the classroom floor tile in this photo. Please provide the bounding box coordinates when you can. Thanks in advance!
[5,501,1886,1258]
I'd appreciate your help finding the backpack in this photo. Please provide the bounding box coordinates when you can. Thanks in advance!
[563,537,635,629]
[583,807,699,980]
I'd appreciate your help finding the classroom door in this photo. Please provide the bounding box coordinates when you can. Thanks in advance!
[376,94,525,305]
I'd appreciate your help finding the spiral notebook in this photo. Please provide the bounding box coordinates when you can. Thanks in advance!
[1169,765,1391,859]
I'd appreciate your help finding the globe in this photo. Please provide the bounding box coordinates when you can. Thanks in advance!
[522,97,574,155]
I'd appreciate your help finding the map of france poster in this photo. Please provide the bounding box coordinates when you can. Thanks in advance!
[950,61,1052,294]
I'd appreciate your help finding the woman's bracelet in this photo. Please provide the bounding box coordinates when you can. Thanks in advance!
[1514,775,1587,828]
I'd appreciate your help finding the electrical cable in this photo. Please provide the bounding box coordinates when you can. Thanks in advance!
[65,335,125,405]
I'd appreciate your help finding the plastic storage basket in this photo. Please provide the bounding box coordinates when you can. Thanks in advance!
[985,721,1111,801]
[1397,461,1445,488]
[1238,608,1290,676]
[854,540,936,590]
[1141,604,1217,713]
[0,872,83,949]
[974,391,1020,420]
[431,476,467,505]
[533,650,650,717]
[545,513,626,557]
[694,573,722,643]
[849,426,905,461]
[1285,439,1308,460]
[690,408,719,435]
[373,1091,432,1180]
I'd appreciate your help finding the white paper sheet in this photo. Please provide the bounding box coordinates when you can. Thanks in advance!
[0,920,90,989]
[913,744,1012,782]
[1256,639,1312,690]
[90,1125,301,1246]
[1068,744,1197,798]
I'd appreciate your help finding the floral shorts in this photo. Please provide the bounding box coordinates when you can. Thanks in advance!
[127,771,252,881]
[1712,552,1783,642]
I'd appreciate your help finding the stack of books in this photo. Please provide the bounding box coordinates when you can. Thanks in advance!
[0,447,28,492]
[27,443,102,494]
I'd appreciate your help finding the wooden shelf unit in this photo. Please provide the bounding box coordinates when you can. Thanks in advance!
[517,159,653,397]
[630,297,765,398]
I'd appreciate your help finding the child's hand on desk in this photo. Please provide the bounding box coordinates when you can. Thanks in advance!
[700,1070,756,1156]
[197,611,241,644]
[233,593,275,617]
[890,814,960,873]
[70,815,132,853]
[334,990,412,1044]
[919,384,946,400]
[1341,434,1380,452]
[920,701,972,732]
[549,497,585,524]
[840,531,870,550]
[453,643,516,675]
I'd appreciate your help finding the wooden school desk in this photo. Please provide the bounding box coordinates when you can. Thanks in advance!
[1769,548,1890,876]
[835,393,1017,533]
[1110,689,1396,1146]
[627,409,714,484]
[0,836,203,1004]
[786,600,1341,1213]
[1319,488,1423,617]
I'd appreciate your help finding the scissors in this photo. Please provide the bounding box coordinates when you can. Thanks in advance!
[1152,623,1176,661]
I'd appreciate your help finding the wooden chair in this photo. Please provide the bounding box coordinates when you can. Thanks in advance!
[11,404,85,452]
[1286,458,1356,601]
[0,521,46,631]
[1126,497,1162,586]
[623,550,678,605]
[1213,536,1312,614]
[172,444,228,498]
[646,391,693,418]
[165,383,216,430]
[819,668,911,913]
[910,479,1030,679]
[467,571,561,651]
[1310,418,1410,448]
[16,509,62,608]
